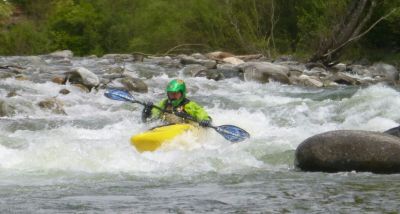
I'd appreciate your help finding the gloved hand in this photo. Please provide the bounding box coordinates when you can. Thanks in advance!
[144,101,153,110]
[199,120,211,127]
[141,102,153,122]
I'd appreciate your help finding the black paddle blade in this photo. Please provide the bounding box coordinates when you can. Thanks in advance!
[104,89,135,102]
[214,125,250,143]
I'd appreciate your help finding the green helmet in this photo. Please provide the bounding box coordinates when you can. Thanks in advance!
[166,79,186,106]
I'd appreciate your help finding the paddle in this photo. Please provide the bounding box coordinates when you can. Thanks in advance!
[104,88,250,143]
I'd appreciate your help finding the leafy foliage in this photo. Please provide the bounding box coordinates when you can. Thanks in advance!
[0,0,398,63]
[0,1,13,23]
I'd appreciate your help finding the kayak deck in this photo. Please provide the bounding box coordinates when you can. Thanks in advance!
[131,124,197,152]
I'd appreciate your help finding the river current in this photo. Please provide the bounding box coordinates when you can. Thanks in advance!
[1,56,400,213]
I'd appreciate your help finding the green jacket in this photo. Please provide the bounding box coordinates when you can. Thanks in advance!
[150,98,210,123]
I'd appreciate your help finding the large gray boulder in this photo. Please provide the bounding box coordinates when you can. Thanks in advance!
[295,130,400,173]
[240,62,290,84]
[369,63,399,83]
[65,67,100,89]
[107,76,148,93]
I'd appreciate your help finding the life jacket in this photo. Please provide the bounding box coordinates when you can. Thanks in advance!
[161,98,194,124]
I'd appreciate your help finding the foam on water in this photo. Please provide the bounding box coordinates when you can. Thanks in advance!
[1,76,400,179]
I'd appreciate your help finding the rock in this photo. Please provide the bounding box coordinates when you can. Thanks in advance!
[120,77,148,93]
[216,64,242,79]
[369,63,399,83]
[348,64,371,76]
[274,55,296,62]
[0,71,15,79]
[105,66,125,74]
[295,130,400,173]
[49,50,73,58]
[203,69,224,81]
[37,97,66,115]
[236,54,265,62]
[180,55,217,69]
[52,76,66,85]
[384,126,400,138]
[15,75,29,81]
[148,56,182,68]
[304,67,327,77]
[102,54,134,63]
[222,57,244,65]
[276,61,306,73]
[66,67,100,89]
[0,100,16,117]
[108,77,148,93]
[190,53,208,60]
[7,90,18,97]
[133,53,145,62]
[241,62,290,84]
[72,84,90,93]
[328,72,360,85]
[205,51,234,60]
[331,63,347,73]
[59,89,70,95]
[181,64,208,77]
[297,75,324,87]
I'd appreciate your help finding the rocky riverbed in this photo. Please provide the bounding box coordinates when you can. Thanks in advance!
[1,49,400,173]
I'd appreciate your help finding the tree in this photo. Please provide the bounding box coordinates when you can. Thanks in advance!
[47,0,103,55]
[0,1,13,24]
[307,0,399,66]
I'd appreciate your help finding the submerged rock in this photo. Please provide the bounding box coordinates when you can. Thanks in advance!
[295,130,400,173]
[107,76,148,93]
[0,100,16,117]
[38,97,66,115]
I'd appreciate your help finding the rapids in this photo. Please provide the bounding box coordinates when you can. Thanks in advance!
[1,56,400,213]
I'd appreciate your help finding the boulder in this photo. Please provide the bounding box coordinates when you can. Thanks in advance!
[181,64,208,77]
[205,51,234,60]
[52,76,66,85]
[384,126,400,138]
[102,54,134,63]
[65,67,100,89]
[180,55,217,69]
[0,100,16,117]
[241,62,290,84]
[216,64,242,79]
[49,50,73,58]
[369,63,399,83]
[328,72,360,85]
[108,76,148,93]
[297,75,324,87]
[295,130,400,173]
[37,98,66,115]
[222,57,244,65]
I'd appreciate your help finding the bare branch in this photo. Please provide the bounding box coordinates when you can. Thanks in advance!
[352,0,376,37]
[164,44,209,55]
[322,7,398,58]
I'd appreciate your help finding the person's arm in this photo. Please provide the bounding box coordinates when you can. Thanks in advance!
[141,99,166,123]
[184,101,212,126]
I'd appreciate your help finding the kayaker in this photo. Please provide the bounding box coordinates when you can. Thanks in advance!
[141,79,212,127]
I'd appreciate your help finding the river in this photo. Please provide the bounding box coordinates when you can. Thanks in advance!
[1,56,400,213]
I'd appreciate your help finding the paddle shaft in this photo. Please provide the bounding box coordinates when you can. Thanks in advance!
[134,100,212,126]
[104,88,249,142]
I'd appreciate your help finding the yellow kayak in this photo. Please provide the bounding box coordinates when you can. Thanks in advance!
[131,124,197,152]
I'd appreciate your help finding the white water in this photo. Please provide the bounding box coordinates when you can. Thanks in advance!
[2,76,399,175]
[1,65,400,212]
